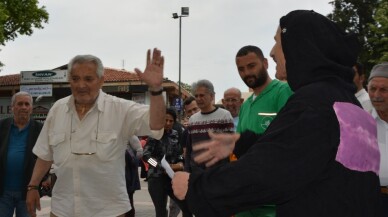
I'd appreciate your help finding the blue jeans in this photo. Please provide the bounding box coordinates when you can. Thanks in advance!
[0,190,30,217]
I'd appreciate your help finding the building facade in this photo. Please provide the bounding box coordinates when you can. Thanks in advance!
[0,66,191,122]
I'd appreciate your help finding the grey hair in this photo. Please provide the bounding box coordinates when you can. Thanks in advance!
[191,79,215,95]
[67,55,104,80]
[11,91,33,106]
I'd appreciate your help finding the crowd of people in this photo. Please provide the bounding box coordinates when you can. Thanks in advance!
[0,9,387,217]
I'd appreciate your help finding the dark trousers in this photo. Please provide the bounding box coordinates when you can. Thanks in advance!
[125,192,135,217]
[148,175,192,217]
[140,161,148,179]
[379,193,388,217]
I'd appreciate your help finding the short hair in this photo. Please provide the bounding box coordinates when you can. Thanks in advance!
[166,107,177,122]
[236,45,265,60]
[183,96,196,107]
[354,62,365,77]
[68,55,104,79]
[11,91,33,106]
[191,79,215,95]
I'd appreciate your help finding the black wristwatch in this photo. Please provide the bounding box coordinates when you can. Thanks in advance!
[149,87,164,96]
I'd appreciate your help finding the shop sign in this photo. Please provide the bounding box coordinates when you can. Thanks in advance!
[20,84,53,97]
[21,70,67,83]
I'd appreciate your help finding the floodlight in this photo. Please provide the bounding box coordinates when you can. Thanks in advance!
[181,7,189,16]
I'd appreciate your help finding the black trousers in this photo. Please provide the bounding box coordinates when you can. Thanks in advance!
[379,193,388,217]
[148,175,193,217]
[125,192,135,217]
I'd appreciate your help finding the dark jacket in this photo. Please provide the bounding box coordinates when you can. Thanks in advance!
[125,149,141,193]
[0,117,43,199]
[143,129,184,178]
[185,10,380,217]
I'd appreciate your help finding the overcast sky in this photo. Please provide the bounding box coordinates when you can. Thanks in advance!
[0,0,333,102]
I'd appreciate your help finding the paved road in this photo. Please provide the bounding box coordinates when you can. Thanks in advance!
[34,178,183,217]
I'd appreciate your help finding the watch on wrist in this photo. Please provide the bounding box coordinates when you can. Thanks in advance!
[149,87,163,96]
[27,185,39,191]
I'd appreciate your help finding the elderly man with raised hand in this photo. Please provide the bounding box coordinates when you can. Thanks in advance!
[0,91,43,217]
[367,62,388,217]
[172,10,380,217]
[26,48,166,217]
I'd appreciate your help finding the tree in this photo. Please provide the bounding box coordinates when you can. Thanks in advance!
[327,0,387,73]
[0,0,49,68]
[368,0,388,63]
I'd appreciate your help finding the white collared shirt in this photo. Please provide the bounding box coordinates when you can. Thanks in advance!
[33,90,163,217]
[355,89,373,113]
[371,109,388,186]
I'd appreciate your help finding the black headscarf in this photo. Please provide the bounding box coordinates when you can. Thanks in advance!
[280,10,359,92]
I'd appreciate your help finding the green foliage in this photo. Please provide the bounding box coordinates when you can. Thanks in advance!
[327,0,387,73]
[0,0,49,68]
[0,0,48,44]
[327,0,378,35]
[0,3,8,45]
[368,1,388,63]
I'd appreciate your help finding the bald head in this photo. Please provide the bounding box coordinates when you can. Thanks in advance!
[222,87,243,117]
[224,87,241,97]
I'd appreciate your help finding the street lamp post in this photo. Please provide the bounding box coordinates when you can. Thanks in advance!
[172,7,189,121]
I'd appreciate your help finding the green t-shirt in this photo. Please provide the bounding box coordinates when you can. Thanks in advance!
[235,79,293,217]
[237,79,292,134]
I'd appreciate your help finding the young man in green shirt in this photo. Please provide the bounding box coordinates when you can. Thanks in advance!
[234,45,293,217]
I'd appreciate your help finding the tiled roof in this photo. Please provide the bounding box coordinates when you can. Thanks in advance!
[103,68,139,82]
[0,73,19,86]
[0,68,139,86]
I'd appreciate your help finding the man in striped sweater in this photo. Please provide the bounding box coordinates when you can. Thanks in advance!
[184,79,234,173]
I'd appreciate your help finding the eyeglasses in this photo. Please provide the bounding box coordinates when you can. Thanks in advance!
[69,112,99,155]
[223,98,239,103]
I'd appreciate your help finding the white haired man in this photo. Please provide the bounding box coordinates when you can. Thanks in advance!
[26,49,166,217]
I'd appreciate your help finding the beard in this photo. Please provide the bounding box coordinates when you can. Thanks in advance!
[371,98,387,112]
[243,66,269,89]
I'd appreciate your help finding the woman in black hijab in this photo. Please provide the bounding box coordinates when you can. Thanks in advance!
[172,10,381,217]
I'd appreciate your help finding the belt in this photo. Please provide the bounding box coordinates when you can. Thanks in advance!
[382,186,388,194]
